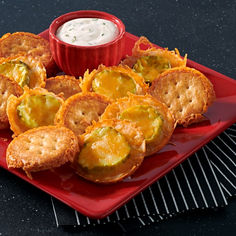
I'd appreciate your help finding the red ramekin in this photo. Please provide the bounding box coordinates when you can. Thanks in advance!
[49,10,126,77]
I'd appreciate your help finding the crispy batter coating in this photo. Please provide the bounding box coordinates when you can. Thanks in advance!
[6,125,79,179]
[74,119,145,184]
[101,93,175,156]
[80,64,148,101]
[149,67,216,127]
[45,75,81,100]
[0,32,56,76]
[55,92,111,136]
[0,54,46,89]
[121,36,187,82]
[0,74,23,129]
[7,87,63,137]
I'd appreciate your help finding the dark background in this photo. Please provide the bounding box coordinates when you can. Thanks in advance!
[0,0,235,235]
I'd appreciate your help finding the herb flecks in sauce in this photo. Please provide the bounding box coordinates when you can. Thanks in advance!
[56,18,119,46]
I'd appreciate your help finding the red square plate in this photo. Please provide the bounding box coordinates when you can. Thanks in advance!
[0,30,236,219]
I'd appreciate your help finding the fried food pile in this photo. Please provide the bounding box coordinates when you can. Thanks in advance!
[0,33,215,183]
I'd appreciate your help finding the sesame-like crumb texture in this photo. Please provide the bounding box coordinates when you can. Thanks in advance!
[6,126,79,176]
[55,92,111,136]
[149,67,216,127]
[45,75,81,100]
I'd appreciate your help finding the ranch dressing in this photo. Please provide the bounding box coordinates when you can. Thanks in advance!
[56,18,119,46]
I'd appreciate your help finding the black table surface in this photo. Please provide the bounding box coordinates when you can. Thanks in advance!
[0,0,236,235]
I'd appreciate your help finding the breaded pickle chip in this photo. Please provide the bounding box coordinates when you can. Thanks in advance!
[45,75,81,100]
[73,119,145,183]
[0,32,55,76]
[122,36,187,83]
[149,67,216,127]
[80,65,148,101]
[0,55,46,89]
[55,92,110,136]
[101,94,175,156]
[0,74,23,129]
[7,88,63,136]
[6,126,79,179]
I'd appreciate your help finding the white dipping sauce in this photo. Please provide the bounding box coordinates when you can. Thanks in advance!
[56,18,119,46]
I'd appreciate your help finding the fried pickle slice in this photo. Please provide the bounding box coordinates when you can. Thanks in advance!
[149,67,216,127]
[73,119,145,184]
[121,36,187,83]
[7,87,63,136]
[0,55,46,89]
[0,74,23,129]
[80,64,148,101]
[45,75,81,100]
[0,32,56,76]
[101,93,175,156]
[6,126,79,179]
[55,92,110,136]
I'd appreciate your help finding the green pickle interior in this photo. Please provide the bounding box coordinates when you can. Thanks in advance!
[78,127,131,169]
[17,94,61,128]
[0,60,30,88]
[92,70,136,100]
[120,105,163,143]
[133,55,171,82]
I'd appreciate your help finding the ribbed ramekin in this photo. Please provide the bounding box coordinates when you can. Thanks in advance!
[49,10,126,77]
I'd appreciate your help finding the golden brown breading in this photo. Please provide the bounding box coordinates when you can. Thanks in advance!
[7,87,63,137]
[0,54,46,89]
[55,92,111,136]
[45,75,81,100]
[0,74,23,129]
[73,119,145,184]
[6,125,79,179]
[0,32,56,76]
[121,36,187,83]
[80,64,148,101]
[101,93,175,156]
[149,67,216,127]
